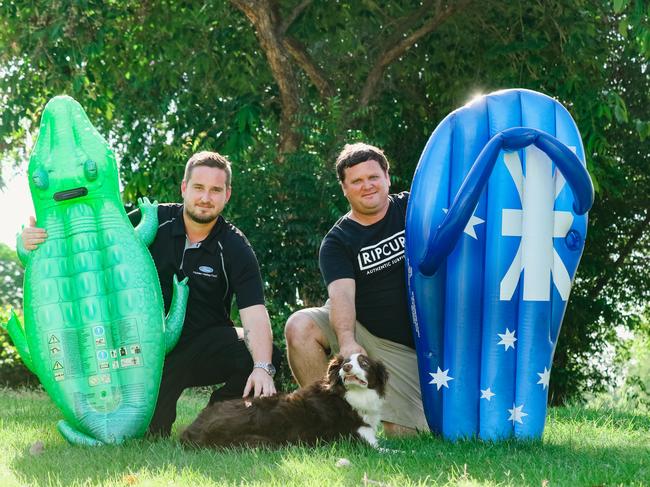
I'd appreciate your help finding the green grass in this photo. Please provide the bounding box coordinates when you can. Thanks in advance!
[1,388,648,486]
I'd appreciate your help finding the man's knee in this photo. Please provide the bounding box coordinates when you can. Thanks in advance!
[285,310,326,349]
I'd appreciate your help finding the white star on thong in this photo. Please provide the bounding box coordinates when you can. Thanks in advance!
[442,208,485,239]
[429,367,454,391]
[497,328,517,351]
[508,404,528,424]
[480,388,495,401]
[537,367,551,389]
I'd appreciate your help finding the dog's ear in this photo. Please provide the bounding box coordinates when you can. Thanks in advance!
[326,354,345,386]
[370,359,389,397]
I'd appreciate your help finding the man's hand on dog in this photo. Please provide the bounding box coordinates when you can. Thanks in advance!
[243,368,276,399]
[339,339,367,360]
[22,216,48,250]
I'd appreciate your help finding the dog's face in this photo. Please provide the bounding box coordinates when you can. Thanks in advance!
[327,353,388,397]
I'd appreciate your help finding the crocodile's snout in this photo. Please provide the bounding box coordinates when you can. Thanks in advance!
[29,95,118,204]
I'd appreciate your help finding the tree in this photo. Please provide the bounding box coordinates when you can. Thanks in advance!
[552,1,650,401]
[227,0,473,154]
[0,0,647,401]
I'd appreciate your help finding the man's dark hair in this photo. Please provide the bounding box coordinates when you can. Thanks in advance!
[183,151,232,187]
[335,143,390,182]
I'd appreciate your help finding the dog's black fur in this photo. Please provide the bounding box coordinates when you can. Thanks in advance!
[180,354,388,448]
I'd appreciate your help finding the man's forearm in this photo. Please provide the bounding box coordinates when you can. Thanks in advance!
[239,304,273,362]
[242,325,273,363]
[327,279,365,356]
[239,304,276,397]
[329,291,358,350]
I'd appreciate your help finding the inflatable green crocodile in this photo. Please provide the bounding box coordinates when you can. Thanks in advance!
[2,95,188,446]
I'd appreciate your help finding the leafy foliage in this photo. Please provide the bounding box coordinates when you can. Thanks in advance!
[0,1,648,402]
[0,243,23,309]
[0,245,36,387]
[589,321,650,414]
[0,308,38,389]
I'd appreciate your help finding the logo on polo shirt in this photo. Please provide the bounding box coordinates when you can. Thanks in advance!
[193,265,218,278]
[357,230,405,273]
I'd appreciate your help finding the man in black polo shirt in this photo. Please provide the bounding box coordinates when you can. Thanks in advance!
[21,151,281,437]
[285,143,427,436]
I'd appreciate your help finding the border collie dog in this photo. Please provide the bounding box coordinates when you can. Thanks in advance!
[180,353,388,448]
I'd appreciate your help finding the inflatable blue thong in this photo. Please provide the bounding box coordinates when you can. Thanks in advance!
[405,89,594,440]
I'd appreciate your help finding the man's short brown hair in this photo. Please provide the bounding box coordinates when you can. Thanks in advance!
[335,143,390,182]
[183,151,232,187]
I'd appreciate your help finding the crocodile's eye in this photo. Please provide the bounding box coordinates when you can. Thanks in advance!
[84,159,98,181]
[32,168,49,190]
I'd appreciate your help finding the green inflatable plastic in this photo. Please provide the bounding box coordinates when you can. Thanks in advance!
[2,95,189,445]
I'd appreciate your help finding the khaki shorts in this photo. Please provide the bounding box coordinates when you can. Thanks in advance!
[296,301,429,431]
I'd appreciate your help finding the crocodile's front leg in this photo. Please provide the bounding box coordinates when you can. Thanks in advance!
[134,197,159,247]
[164,275,189,354]
[57,421,104,446]
[1,310,35,373]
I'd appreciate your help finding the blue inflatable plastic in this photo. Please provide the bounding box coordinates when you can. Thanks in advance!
[405,89,594,440]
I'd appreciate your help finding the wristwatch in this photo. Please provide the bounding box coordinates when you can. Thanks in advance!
[253,362,276,377]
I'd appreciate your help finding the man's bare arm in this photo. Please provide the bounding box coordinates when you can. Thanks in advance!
[327,278,367,358]
[239,304,276,398]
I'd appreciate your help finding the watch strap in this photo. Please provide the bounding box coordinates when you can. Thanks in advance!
[253,361,276,377]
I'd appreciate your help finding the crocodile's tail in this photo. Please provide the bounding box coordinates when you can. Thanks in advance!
[57,420,105,446]
[60,408,150,446]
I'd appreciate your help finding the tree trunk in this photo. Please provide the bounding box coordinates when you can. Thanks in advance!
[230,0,302,155]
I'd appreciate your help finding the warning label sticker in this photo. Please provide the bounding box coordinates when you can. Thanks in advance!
[120,356,142,368]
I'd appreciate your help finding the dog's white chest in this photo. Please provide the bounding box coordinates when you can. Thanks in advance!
[345,388,382,428]
[346,388,382,447]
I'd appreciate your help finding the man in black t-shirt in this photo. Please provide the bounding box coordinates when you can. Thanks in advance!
[21,151,281,437]
[285,143,427,435]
